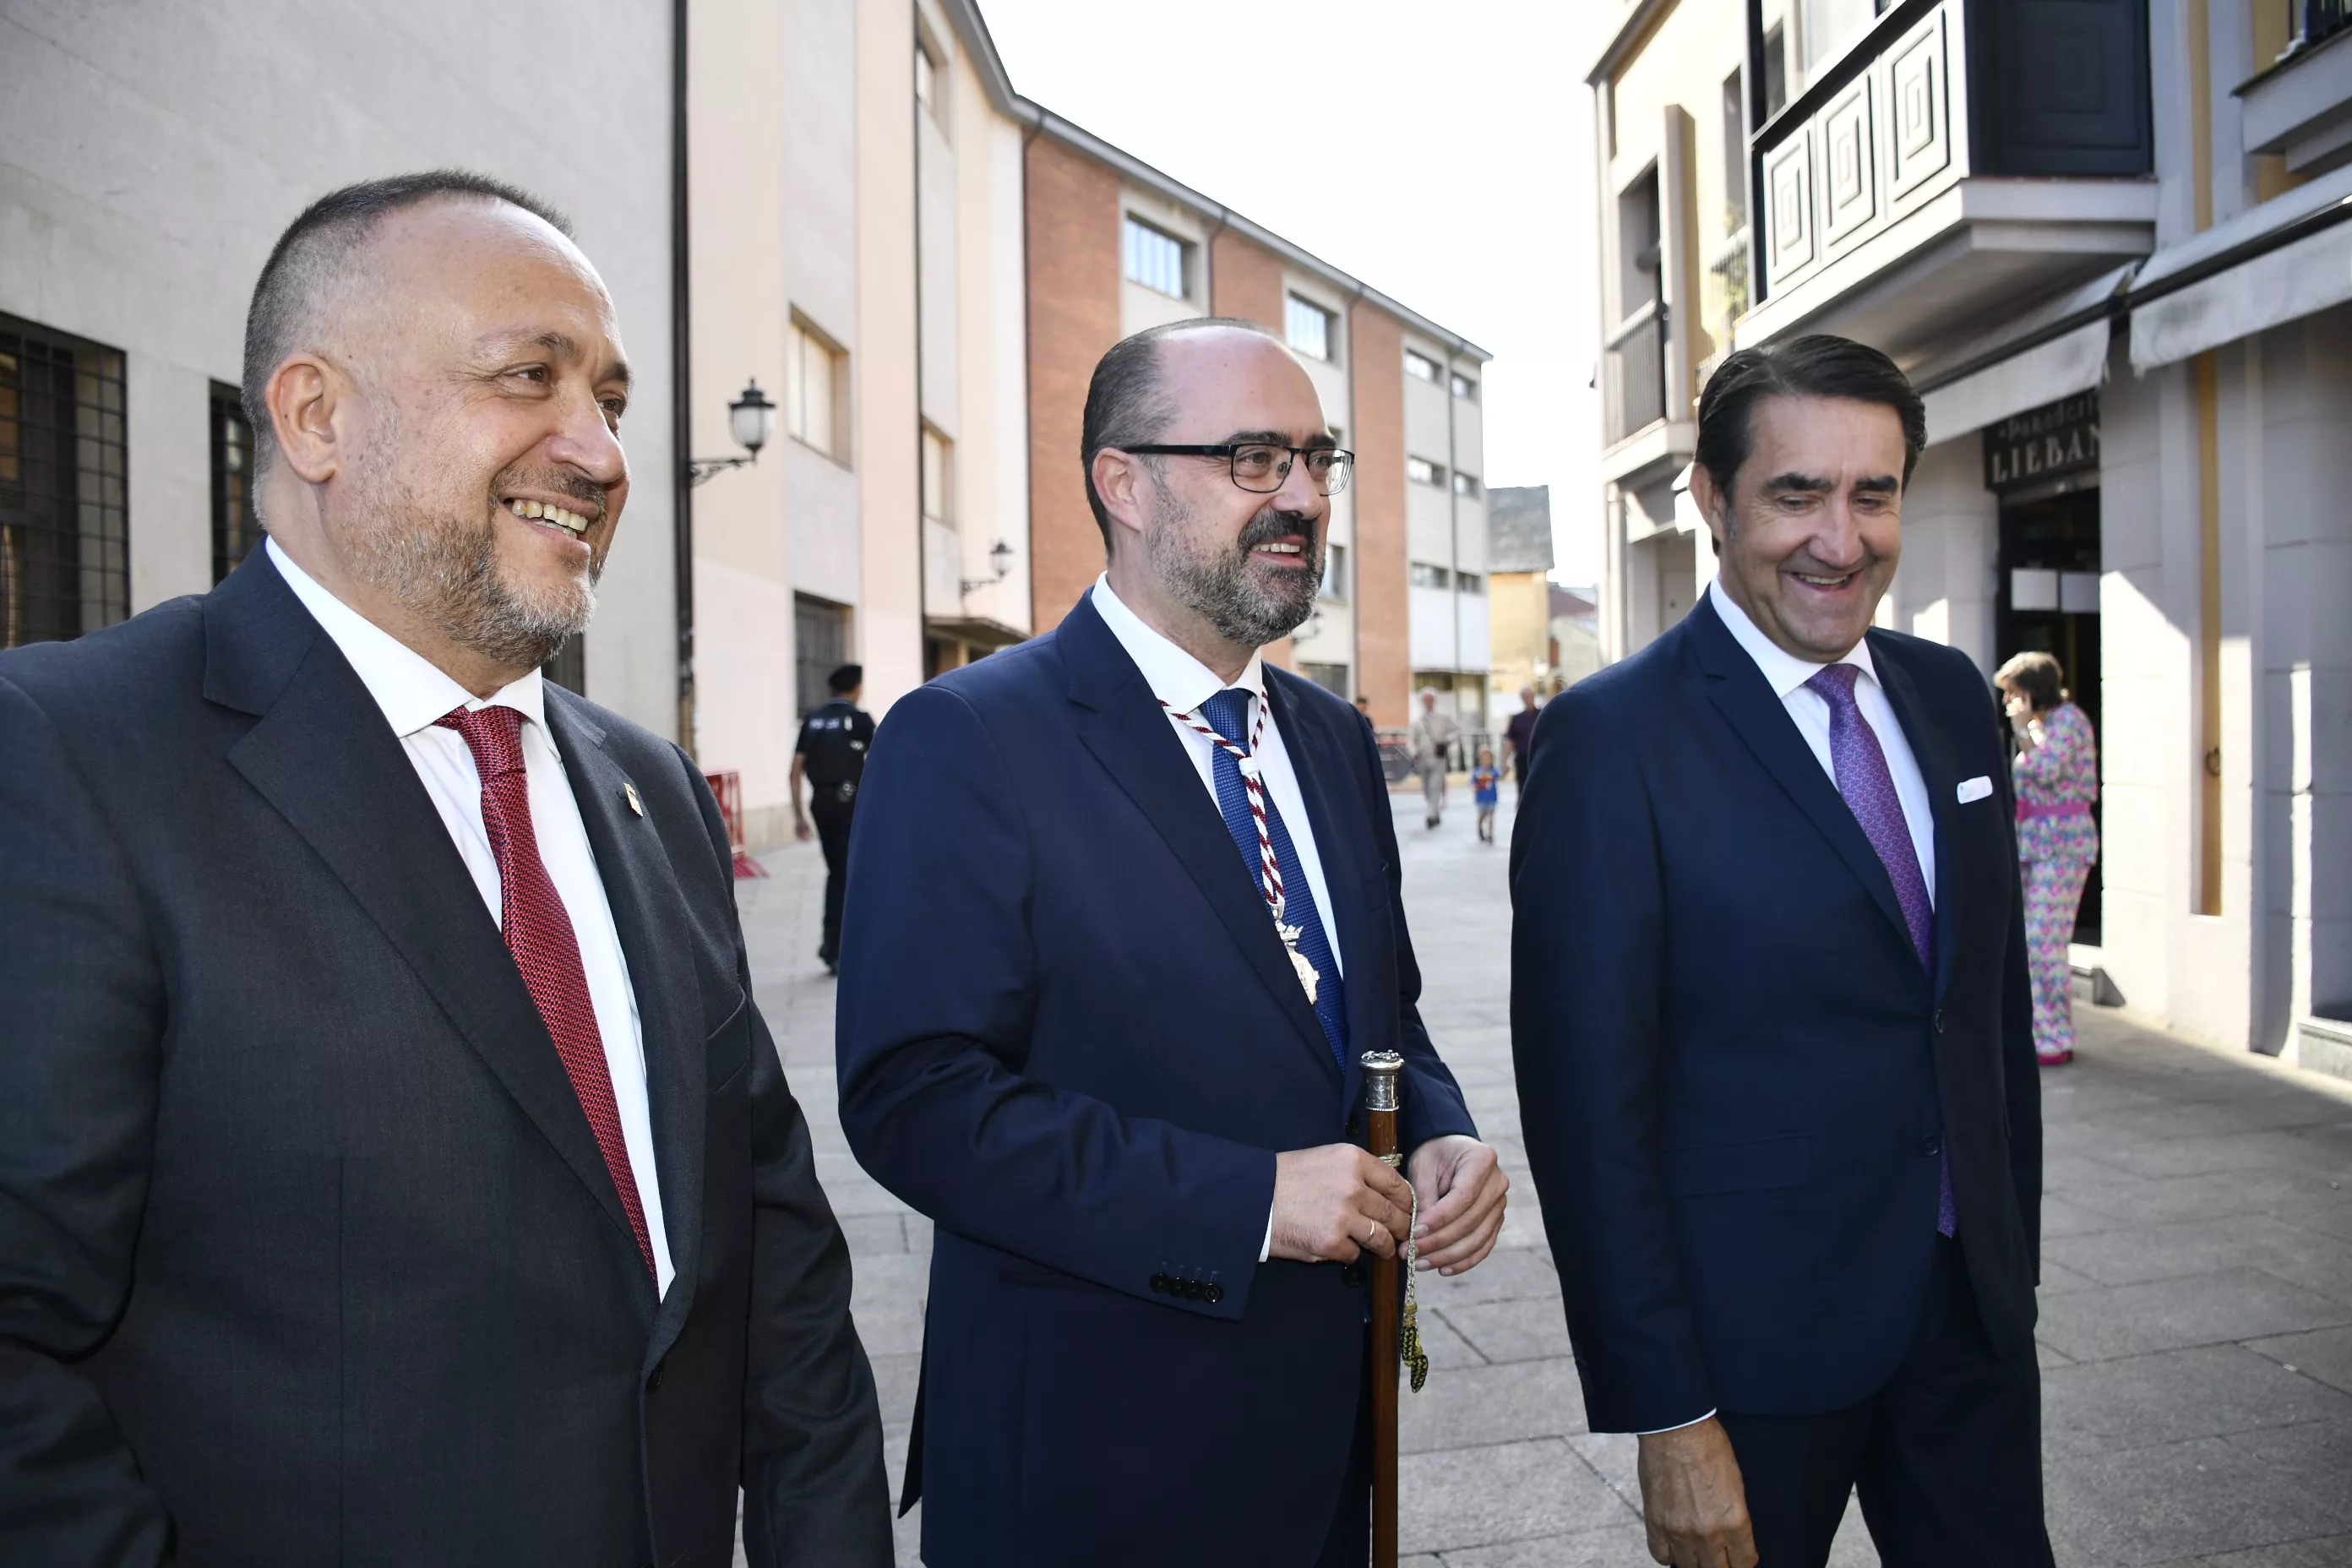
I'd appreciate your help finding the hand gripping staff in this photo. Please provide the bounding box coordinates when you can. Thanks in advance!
[1360,1050,1429,1568]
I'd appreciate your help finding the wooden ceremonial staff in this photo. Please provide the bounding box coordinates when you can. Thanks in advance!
[1361,1049,1406,1568]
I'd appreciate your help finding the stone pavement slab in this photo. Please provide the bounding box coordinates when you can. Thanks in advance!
[738,787,2352,1565]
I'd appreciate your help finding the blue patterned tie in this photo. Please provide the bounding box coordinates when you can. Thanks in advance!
[1806,664,1957,1238]
[1198,689,1348,1066]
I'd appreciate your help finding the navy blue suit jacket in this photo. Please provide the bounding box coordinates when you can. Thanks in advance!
[1509,594,2041,1433]
[836,592,1475,1566]
[0,553,890,1567]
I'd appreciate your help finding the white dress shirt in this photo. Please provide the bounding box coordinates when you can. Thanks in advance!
[1091,575,1342,1265]
[1707,578,1936,903]
[270,539,675,1295]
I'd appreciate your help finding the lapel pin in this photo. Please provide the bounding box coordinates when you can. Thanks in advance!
[623,782,644,818]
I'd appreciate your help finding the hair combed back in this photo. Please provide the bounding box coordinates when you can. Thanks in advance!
[1995,650,2067,709]
[241,171,572,463]
[1693,334,1928,497]
[1079,317,1286,553]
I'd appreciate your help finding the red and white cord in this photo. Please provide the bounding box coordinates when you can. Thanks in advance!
[1161,695,1286,921]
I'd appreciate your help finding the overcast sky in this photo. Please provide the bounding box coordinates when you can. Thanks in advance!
[979,0,1604,586]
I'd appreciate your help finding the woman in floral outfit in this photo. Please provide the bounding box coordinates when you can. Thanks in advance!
[1996,651,2099,1065]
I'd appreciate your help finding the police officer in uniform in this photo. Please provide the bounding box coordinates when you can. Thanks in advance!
[792,663,874,973]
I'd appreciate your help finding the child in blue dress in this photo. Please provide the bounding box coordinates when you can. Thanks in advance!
[1472,748,1501,843]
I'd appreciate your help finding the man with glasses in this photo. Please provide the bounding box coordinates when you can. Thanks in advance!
[838,318,1509,1565]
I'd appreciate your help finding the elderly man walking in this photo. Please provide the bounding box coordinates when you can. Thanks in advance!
[0,173,890,1567]
[838,318,1509,1565]
[1408,688,1462,829]
[1511,336,2050,1567]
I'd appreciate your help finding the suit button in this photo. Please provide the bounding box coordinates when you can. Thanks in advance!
[1205,1283,1225,1305]
[1150,1272,1170,1294]
[1339,1262,1367,1288]
[1185,1280,1205,1300]
[1935,1010,1946,1034]
[1921,1136,1942,1157]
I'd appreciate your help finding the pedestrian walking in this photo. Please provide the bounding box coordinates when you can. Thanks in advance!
[0,172,890,1565]
[1512,335,2050,1567]
[1473,748,1502,843]
[836,317,1507,1566]
[1409,688,1462,829]
[1997,651,2099,1067]
[1502,684,1541,792]
[791,662,874,974]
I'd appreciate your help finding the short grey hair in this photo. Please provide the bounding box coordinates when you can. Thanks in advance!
[241,171,571,470]
[1079,316,1285,554]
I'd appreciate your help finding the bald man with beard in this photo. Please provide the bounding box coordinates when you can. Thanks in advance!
[0,173,891,1568]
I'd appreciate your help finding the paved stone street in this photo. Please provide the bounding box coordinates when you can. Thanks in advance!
[740,791,2352,1566]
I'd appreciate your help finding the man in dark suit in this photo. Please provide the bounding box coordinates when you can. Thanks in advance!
[1511,336,2050,1567]
[0,173,890,1566]
[837,318,1511,1566]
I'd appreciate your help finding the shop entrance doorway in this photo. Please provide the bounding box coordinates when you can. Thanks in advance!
[1994,484,2102,944]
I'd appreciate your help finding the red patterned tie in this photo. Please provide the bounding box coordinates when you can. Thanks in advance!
[438,705,656,1279]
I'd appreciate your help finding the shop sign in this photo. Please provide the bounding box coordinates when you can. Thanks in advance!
[1983,391,2099,493]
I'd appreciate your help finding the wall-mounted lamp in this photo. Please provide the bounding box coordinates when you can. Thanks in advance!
[686,378,776,487]
[961,538,1015,593]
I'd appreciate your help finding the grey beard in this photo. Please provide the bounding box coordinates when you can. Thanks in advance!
[1145,493,1321,650]
[343,467,597,672]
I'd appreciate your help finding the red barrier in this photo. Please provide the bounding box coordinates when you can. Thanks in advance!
[700,769,769,879]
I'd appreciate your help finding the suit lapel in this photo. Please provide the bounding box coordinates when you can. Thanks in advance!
[1060,596,1337,1076]
[547,693,708,1348]
[1871,640,1963,999]
[1263,672,1370,1108]
[1685,596,1918,961]
[210,558,652,1297]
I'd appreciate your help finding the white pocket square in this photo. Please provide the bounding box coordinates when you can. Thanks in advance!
[1957,776,1994,804]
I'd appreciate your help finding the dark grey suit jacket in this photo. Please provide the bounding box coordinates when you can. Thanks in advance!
[0,551,890,1566]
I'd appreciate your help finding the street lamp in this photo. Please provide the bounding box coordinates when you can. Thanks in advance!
[961,538,1015,593]
[686,378,776,487]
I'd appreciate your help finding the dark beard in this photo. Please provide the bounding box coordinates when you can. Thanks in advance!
[1145,493,1322,650]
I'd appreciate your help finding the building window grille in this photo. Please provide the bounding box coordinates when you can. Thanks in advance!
[1404,349,1441,383]
[795,593,852,719]
[1286,294,1335,361]
[1,313,128,650]
[211,382,261,585]
[2293,0,2352,52]
[1124,217,1190,299]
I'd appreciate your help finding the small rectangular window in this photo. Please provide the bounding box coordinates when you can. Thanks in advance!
[1763,24,1788,119]
[787,318,846,460]
[1124,217,1190,299]
[1456,571,1484,596]
[795,593,853,719]
[210,382,259,585]
[1404,349,1441,383]
[1451,471,1481,498]
[1409,562,1451,590]
[921,425,951,525]
[1407,456,1445,487]
[1286,294,1335,362]
[1320,541,1348,602]
[1449,371,1477,400]
[1723,69,1749,227]
[914,41,939,122]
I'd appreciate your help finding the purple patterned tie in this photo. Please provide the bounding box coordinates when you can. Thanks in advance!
[1806,663,1957,1238]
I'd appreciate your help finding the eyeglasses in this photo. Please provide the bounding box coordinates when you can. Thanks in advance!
[1119,442,1356,497]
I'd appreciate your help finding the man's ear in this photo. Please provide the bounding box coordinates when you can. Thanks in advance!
[1090,448,1152,550]
[1689,461,1733,550]
[266,353,345,486]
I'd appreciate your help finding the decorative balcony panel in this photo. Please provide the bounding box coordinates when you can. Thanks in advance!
[1603,306,1666,448]
[1743,0,2155,361]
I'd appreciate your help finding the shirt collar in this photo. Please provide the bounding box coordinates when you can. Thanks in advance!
[1090,574,1266,716]
[267,536,548,742]
[1707,576,1877,700]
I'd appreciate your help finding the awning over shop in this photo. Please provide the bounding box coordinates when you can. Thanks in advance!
[2129,164,2352,371]
[1914,265,2133,446]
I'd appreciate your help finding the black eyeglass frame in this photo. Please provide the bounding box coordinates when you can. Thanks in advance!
[1118,442,1356,496]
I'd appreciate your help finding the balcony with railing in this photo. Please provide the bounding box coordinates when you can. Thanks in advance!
[1603,304,1667,447]
[2241,0,2352,174]
[1741,0,2159,361]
